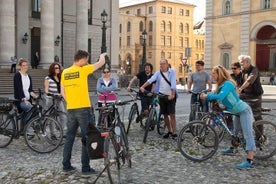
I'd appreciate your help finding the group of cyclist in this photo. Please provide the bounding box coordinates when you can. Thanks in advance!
[11,51,264,171]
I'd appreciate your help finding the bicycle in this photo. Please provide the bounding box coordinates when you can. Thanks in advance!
[189,90,209,121]
[142,91,166,144]
[0,95,63,153]
[177,100,276,162]
[93,100,132,183]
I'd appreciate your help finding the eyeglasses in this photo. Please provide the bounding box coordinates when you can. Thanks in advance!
[103,71,110,74]
[231,67,238,70]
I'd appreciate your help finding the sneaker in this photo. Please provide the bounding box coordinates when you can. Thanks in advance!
[163,132,172,139]
[221,147,237,155]
[62,166,77,174]
[171,134,178,140]
[236,160,254,169]
[81,168,99,178]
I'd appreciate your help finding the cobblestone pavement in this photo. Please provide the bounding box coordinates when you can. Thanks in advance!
[1,89,276,184]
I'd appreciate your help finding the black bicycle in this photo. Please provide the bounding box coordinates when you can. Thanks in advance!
[189,90,209,121]
[93,100,132,184]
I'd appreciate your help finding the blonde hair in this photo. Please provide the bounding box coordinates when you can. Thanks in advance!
[213,65,237,93]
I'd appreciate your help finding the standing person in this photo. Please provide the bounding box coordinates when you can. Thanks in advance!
[127,63,154,120]
[60,50,107,176]
[200,65,256,169]
[187,60,212,121]
[13,58,38,127]
[32,51,39,69]
[44,62,67,132]
[230,62,243,87]
[10,56,17,73]
[238,55,263,122]
[140,59,178,140]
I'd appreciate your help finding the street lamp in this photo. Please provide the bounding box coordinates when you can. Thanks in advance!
[140,30,147,72]
[101,9,110,68]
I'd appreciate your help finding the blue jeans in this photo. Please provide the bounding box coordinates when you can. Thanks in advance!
[233,105,256,151]
[62,107,95,172]
[190,93,209,112]
[20,101,33,126]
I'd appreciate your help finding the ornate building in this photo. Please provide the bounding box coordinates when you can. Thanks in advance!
[0,0,119,69]
[119,0,204,83]
[205,0,276,75]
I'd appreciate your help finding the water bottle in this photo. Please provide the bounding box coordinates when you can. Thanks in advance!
[115,126,121,145]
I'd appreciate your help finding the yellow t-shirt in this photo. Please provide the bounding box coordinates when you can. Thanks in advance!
[61,64,94,109]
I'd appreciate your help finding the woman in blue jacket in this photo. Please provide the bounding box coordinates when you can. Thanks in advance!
[200,65,256,169]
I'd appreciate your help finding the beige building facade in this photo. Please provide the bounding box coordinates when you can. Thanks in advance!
[0,0,119,70]
[205,0,276,75]
[119,0,204,82]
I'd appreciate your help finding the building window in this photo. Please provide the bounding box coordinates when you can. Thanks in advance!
[167,22,172,32]
[126,11,130,14]
[223,0,231,15]
[263,0,271,9]
[161,36,165,46]
[139,21,144,32]
[179,23,183,33]
[167,52,171,59]
[185,9,190,16]
[127,22,131,32]
[179,37,183,47]
[127,36,131,46]
[184,37,189,47]
[149,35,153,46]
[137,8,141,16]
[179,9,184,16]
[119,24,122,33]
[161,6,166,13]
[222,52,230,68]
[149,6,153,14]
[168,7,172,14]
[196,40,199,48]
[166,36,171,46]
[161,21,165,32]
[32,0,41,18]
[88,0,92,24]
[149,21,153,32]
[184,23,189,34]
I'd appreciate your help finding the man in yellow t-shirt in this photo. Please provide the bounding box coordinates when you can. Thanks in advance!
[61,50,107,177]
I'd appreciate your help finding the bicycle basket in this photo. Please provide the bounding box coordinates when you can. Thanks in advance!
[210,100,225,112]
[0,98,13,113]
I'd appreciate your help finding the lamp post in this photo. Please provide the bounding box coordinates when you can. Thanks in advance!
[140,30,147,72]
[101,10,110,68]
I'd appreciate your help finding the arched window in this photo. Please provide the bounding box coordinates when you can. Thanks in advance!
[139,21,143,32]
[263,0,271,9]
[161,21,165,32]
[167,21,172,32]
[184,23,189,34]
[149,21,153,32]
[179,23,183,33]
[196,40,199,48]
[223,0,231,15]
[127,21,131,32]
[222,53,230,68]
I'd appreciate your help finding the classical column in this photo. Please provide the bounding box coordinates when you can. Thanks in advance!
[76,0,88,50]
[0,0,15,66]
[40,0,54,67]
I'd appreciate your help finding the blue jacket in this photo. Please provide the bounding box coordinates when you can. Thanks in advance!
[206,81,247,113]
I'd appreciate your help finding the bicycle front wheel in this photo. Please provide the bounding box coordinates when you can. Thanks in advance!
[177,121,219,162]
[143,108,156,143]
[0,113,15,148]
[24,116,63,153]
[127,104,139,134]
[157,113,166,135]
[201,114,225,143]
[120,122,132,168]
[253,120,276,160]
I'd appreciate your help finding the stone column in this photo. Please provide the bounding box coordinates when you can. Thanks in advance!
[0,0,15,66]
[76,0,88,50]
[40,0,54,67]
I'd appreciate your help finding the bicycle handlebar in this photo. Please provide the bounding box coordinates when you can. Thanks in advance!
[189,89,209,95]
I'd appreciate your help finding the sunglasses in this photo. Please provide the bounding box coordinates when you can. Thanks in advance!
[54,67,60,69]
[231,67,238,70]
[103,71,110,74]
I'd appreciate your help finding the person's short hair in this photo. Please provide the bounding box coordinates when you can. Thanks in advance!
[144,63,153,71]
[232,62,241,68]
[18,58,28,66]
[74,50,89,61]
[238,55,251,64]
[196,60,204,66]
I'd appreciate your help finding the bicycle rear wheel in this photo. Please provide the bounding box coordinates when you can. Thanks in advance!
[24,116,63,153]
[177,121,219,162]
[143,108,156,143]
[157,113,166,135]
[105,135,121,184]
[120,122,132,168]
[0,113,15,148]
[127,104,139,134]
[253,120,276,160]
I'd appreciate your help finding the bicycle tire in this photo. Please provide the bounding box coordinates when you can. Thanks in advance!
[127,104,139,134]
[105,134,121,184]
[0,113,15,148]
[201,114,225,143]
[253,120,276,160]
[120,121,132,168]
[177,121,219,162]
[157,113,166,135]
[24,116,63,153]
[143,108,156,143]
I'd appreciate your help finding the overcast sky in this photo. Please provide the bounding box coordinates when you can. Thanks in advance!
[119,0,206,23]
